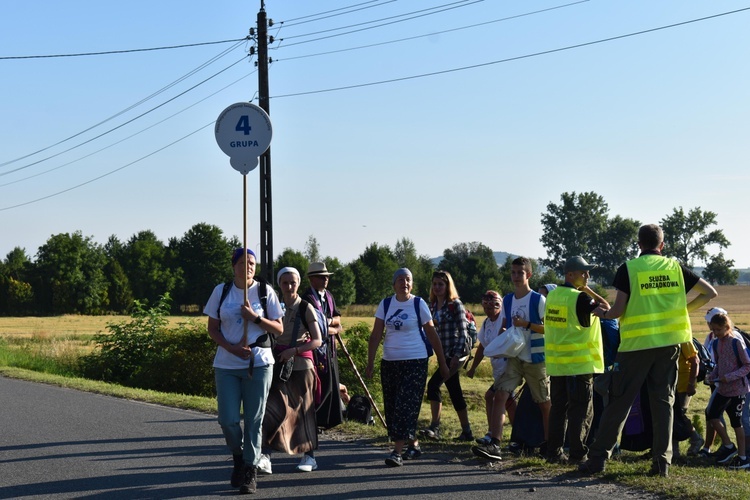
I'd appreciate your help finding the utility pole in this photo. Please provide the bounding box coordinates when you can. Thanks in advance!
[257,1,273,284]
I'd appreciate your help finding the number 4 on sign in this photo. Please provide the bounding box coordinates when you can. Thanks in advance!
[235,115,252,135]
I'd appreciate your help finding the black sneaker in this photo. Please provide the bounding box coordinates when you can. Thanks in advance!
[454,431,474,442]
[402,445,422,460]
[578,456,606,475]
[239,465,257,494]
[420,425,440,440]
[728,455,750,470]
[715,444,738,464]
[471,443,502,461]
[648,460,669,477]
[385,451,403,467]
[697,448,713,458]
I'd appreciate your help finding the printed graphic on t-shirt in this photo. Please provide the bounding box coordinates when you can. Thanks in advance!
[386,308,409,331]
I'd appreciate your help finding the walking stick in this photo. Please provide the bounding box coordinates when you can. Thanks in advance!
[335,334,387,428]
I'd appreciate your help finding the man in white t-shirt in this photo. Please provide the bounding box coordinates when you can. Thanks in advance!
[471,257,549,461]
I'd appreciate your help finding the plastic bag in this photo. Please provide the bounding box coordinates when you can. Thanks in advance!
[483,326,526,358]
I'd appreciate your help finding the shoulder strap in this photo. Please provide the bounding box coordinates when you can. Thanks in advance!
[298,299,310,330]
[414,296,423,327]
[529,291,541,324]
[383,296,392,319]
[217,281,233,320]
[503,294,513,327]
[257,278,268,318]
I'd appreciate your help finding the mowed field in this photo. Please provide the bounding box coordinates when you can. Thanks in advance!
[0,285,747,338]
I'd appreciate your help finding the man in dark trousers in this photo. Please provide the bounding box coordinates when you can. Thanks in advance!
[302,262,344,429]
[579,224,717,477]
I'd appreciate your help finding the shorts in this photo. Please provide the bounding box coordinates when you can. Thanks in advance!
[494,357,550,403]
[706,391,745,429]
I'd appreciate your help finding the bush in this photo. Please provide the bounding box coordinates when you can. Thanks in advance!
[338,321,382,404]
[80,295,216,397]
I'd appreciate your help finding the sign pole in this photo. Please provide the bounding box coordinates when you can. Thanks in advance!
[214,102,273,347]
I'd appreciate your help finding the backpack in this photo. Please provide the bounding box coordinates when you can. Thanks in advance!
[692,337,714,383]
[435,300,476,356]
[600,318,621,368]
[711,329,750,383]
[217,278,273,348]
[346,395,373,425]
[298,299,332,377]
[383,295,433,356]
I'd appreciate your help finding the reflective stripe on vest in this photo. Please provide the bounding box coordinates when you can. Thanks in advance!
[620,254,691,352]
[544,286,604,376]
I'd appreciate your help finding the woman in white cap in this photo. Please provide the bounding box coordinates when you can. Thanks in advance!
[261,267,323,474]
[366,268,450,467]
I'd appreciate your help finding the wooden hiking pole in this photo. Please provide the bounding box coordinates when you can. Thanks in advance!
[335,334,386,428]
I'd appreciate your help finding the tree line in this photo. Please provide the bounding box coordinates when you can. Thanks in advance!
[0,192,737,316]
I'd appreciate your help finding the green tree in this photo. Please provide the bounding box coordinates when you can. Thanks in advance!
[325,257,356,306]
[350,243,398,304]
[276,248,309,283]
[702,252,739,285]
[394,237,434,299]
[304,235,321,263]
[174,223,234,309]
[122,230,178,305]
[540,192,609,275]
[660,207,731,269]
[439,242,503,302]
[0,247,33,314]
[592,215,640,284]
[499,256,551,294]
[33,231,109,314]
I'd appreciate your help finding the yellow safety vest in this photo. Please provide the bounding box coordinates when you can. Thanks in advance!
[544,286,604,376]
[620,254,691,352]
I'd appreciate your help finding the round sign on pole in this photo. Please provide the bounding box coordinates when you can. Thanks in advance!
[215,102,273,175]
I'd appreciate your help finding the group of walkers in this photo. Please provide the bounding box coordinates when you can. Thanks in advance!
[205,250,344,494]
[205,222,745,494]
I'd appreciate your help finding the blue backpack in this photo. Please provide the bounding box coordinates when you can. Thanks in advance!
[382,295,433,357]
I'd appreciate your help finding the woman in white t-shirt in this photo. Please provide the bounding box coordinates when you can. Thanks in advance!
[204,248,283,494]
[366,268,449,468]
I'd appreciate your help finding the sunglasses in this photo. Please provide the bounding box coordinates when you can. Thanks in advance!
[482,299,501,307]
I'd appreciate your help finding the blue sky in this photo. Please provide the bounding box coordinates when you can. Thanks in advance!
[1,0,749,269]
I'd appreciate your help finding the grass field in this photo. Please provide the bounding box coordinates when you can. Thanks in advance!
[1,285,749,499]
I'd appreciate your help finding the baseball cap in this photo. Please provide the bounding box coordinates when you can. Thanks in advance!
[705,307,728,323]
[563,256,597,273]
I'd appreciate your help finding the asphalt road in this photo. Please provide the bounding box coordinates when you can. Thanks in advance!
[0,376,656,499]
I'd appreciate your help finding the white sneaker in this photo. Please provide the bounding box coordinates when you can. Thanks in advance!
[257,454,272,475]
[296,455,318,472]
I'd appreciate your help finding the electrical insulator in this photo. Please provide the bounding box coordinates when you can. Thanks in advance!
[268,19,274,27]
[269,57,273,64]
[269,36,274,44]
[249,28,255,37]
[249,47,255,55]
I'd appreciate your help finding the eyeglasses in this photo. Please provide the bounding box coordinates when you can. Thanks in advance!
[482,299,501,307]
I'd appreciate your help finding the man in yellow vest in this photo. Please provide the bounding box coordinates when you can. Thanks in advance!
[545,256,609,465]
[579,224,717,477]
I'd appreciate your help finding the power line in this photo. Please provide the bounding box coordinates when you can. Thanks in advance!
[277,0,482,43]
[0,124,213,211]
[0,69,258,188]
[0,38,248,60]
[0,40,248,170]
[276,1,589,62]
[281,0,397,26]
[271,7,750,99]
[0,55,250,178]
